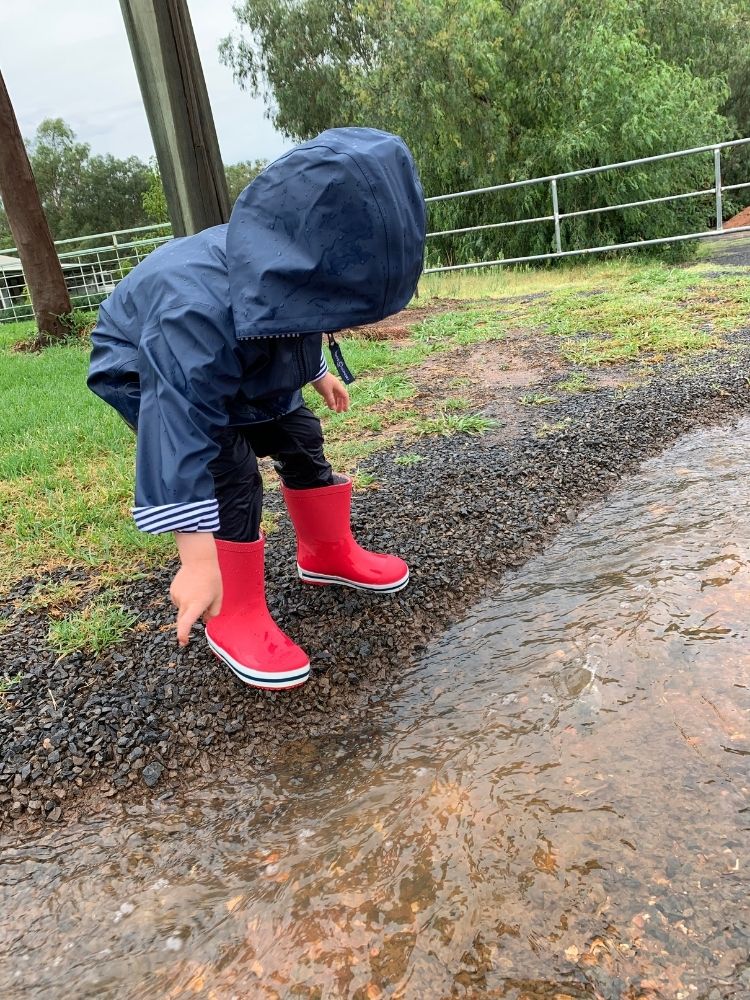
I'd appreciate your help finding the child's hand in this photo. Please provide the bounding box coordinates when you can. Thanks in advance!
[172,533,223,646]
[312,371,350,413]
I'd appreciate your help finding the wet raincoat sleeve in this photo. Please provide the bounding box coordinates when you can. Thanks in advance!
[132,306,245,534]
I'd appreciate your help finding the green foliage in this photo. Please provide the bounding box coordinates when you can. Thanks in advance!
[412,410,498,437]
[0,672,21,696]
[142,159,169,224]
[0,120,270,245]
[222,0,734,266]
[226,159,268,203]
[48,594,138,656]
[25,119,154,241]
[636,1,750,186]
[143,158,269,221]
[520,393,559,406]
[557,373,597,394]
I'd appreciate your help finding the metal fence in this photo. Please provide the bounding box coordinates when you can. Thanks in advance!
[0,223,173,323]
[424,136,750,273]
[2,137,750,322]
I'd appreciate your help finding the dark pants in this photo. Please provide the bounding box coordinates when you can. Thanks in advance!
[209,405,334,542]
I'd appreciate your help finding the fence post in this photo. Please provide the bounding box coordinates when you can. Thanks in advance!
[714,147,723,232]
[551,178,562,253]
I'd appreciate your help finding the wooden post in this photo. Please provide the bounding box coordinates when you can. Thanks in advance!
[119,0,230,236]
[0,69,71,340]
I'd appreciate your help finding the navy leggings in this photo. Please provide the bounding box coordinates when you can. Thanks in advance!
[209,405,334,543]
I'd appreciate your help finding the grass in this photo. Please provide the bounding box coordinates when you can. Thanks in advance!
[412,411,498,437]
[520,393,559,406]
[351,470,379,489]
[557,372,597,394]
[535,418,574,438]
[421,259,750,366]
[47,593,138,657]
[0,672,22,710]
[394,453,425,466]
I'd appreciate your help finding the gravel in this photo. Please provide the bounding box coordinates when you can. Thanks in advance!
[3,344,750,829]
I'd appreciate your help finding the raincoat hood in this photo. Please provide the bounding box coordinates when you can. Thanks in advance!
[226,127,426,340]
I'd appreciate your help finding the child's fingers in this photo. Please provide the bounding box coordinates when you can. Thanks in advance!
[176,601,203,646]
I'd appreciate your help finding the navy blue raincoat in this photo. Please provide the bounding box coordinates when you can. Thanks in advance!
[87,128,426,534]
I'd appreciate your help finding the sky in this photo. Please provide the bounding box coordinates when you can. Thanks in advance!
[0,0,292,166]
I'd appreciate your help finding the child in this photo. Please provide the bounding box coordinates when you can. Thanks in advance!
[88,127,426,690]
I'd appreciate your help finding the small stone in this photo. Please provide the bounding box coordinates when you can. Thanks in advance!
[142,761,164,788]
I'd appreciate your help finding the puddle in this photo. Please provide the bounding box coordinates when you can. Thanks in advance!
[2,421,750,999]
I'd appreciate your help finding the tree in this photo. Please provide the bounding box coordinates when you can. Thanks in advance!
[0,72,71,340]
[636,0,750,185]
[225,159,267,203]
[143,158,268,222]
[221,0,732,265]
[27,119,89,238]
[142,158,169,223]
[26,119,154,241]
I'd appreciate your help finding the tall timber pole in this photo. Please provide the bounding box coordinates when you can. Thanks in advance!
[0,68,71,341]
[119,0,230,236]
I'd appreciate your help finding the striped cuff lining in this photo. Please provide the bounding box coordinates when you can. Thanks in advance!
[132,499,220,534]
[311,352,328,382]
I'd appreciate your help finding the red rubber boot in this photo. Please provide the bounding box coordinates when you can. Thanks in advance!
[205,538,310,690]
[281,476,409,593]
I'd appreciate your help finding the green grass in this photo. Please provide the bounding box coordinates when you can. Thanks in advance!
[557,372,597,394]
[423,258,750,365]
[351,470,379,489]
[0,672,21,696]
[0,671,22,710]
[0,329,170,590]
[520,393,559,406]
[412,307,505,345]
[394,453,425,466]
[418,260,630,302]
[47,593,138,657]
[411,410,498,437]
[535,418,574,438]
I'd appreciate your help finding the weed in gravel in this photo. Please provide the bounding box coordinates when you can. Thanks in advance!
[0,671,22,710]
[558,373,597,394]
[394,453,425,466]
[48,594,138,656]
[21,578,88,613]
[412,411,497,437]
[520,393,559,406]
[535,418,573,438]
[260,511,281,535]
[351,470,379,489]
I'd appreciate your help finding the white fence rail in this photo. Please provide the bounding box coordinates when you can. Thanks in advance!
[2,137,750,322]
[0,223,173,323]
[424,136,750,273]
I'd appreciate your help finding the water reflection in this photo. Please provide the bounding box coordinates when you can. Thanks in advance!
[3,421,750,999]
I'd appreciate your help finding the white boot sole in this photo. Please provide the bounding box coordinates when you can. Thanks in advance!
[297,565,409,593]
[206,634,310,690]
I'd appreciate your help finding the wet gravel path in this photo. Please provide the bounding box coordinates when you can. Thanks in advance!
[3,343,750,829]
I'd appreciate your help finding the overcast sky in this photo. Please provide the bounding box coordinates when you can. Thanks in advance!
[0,0,292,165]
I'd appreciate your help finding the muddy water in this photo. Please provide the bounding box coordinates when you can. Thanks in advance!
[3,423,750,1000]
